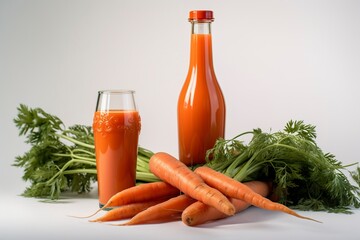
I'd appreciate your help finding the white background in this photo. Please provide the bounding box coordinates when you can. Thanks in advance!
[1,0,360,239]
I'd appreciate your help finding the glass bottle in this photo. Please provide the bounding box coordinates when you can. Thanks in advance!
[177,10,226,166]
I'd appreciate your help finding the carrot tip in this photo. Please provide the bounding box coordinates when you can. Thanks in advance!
[88,219,101,223]
[110,223,127,226]
[68,206,106,219]
[291,210,322,223]
[302,216,322,224]
[67,214,93,219]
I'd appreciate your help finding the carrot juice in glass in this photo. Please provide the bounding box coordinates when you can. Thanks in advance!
[92,90,141,208]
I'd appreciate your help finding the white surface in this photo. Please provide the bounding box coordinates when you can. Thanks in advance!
[1,190,360,240]
[1,0,360,239]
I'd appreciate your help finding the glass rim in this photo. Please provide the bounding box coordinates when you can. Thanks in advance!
[98,89,135,94]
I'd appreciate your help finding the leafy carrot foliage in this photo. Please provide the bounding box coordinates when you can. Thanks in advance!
[205,120,360,213]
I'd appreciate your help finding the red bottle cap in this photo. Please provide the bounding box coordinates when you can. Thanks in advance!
[189,10,214,21]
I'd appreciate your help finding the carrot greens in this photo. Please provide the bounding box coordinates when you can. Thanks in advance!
[205,120,360,213]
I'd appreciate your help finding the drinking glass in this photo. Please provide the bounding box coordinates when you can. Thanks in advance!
[92,90,141,208]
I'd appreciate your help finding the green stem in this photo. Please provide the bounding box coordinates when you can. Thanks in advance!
[72,148,95,157]
[138,146,154,158]
[225,152,249,177]
[231,141,283,181]
[136,172,159,182]
[137,154,150,163]
[57,133,95,149]
[205,131,254,173]
[46,159,96,184]
[63,169,97,175]
[229,131,254,142]
[53,152,96,162]
[137,158,149,168]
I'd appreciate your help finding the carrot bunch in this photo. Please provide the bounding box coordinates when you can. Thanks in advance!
[81,152,320,226]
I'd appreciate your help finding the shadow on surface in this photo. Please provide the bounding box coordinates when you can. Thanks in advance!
[193,207,279,228]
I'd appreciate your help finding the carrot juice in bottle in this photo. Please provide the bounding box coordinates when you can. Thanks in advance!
[177,10,226,166]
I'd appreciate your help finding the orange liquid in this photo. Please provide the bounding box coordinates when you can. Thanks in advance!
[93,110,141,206]
[177,34,226,166]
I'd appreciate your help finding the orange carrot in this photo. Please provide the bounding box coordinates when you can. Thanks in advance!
[149,152,236,216]
[182,181,271,226]
[119,194,196,226]
[194,166,321,223]
[90,199,166,222]
[77,181,180,218]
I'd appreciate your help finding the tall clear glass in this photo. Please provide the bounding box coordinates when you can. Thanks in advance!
[92,90,141,208]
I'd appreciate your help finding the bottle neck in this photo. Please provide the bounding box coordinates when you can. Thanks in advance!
[191,21,212,34]
[189,21,214,69]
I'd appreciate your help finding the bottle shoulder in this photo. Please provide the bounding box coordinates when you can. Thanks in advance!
[178,74,225,103]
